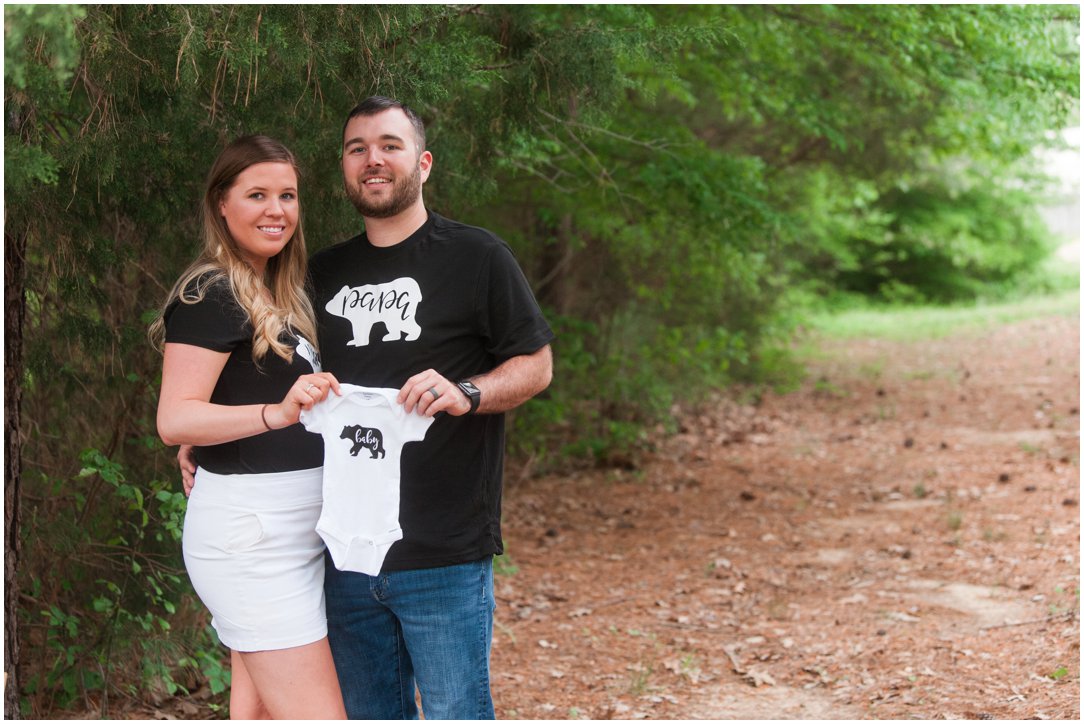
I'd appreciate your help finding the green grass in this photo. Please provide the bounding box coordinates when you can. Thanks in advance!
[807,289,1079,341]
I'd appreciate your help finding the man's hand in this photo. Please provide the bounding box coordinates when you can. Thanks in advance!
[178,444,197,496]
[397,369,471,417]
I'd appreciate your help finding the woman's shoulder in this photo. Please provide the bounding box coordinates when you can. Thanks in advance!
[164,269,248,335]
[178,270,232,302]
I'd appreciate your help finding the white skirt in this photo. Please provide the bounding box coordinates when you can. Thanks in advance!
[182,466,327,652]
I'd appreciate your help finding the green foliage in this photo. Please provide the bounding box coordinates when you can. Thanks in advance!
[20,449,217,716]
[4,5,85,192]
[5,4,1077,716]
[4,4,85,90]
[491,4,1077,465]
[493,552,520,578]
[833,183,1058,303]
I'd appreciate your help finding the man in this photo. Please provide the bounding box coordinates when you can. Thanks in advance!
[181,96,553,719]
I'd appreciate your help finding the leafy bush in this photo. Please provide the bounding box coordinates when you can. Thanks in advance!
[834,184,1058,303]
[5,4,1077,716]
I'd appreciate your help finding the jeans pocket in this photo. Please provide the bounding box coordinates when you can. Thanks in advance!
[226,512,264,553]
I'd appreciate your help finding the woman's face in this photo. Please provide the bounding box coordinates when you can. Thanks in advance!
[219,161,299,273]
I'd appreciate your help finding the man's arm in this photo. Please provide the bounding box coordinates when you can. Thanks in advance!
[472,344,553,414]
[178,444,197,496]
[399,344,553,417]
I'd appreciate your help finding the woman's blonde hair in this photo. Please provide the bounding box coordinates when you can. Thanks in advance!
[149,135,318,362]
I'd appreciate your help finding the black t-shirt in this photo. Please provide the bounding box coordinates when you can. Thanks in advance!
[308,212,555,571]
[163,275,323,474]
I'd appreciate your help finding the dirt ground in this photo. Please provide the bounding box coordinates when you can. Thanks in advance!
[55,312,1079,721]
[490,312,1080,720]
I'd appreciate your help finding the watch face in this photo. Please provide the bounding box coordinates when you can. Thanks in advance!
[457,380,481,412]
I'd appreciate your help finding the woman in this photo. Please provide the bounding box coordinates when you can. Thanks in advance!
[149,135,346,719]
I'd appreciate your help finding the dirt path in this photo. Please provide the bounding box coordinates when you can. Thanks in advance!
[492,313,1080,719]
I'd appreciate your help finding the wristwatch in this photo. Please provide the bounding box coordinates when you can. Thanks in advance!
[456,380,481,414]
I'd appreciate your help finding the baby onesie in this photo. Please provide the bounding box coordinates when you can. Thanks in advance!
[300,385,433,575]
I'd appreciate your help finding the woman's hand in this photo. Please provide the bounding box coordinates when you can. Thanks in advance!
[263,372,342,429]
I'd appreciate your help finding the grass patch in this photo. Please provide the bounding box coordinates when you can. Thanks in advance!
[494,551,519,577]
[806,289,1079,341]
[858,359,886,380]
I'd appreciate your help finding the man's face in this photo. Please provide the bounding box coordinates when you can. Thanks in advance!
[342,108,432,219]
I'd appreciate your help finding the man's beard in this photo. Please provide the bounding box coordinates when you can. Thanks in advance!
[346,163,423,219]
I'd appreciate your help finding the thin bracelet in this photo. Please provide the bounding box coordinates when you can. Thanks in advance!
[260,404,272,431]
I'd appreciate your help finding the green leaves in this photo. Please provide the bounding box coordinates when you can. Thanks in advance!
[4,4,85,90]
[78,448,125,486]
[8,5,1078,715]
[1049,666,1069,681]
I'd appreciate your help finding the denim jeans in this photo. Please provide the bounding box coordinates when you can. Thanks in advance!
[324,555,495,720]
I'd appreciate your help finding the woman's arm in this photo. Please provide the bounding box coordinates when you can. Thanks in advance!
[157,342,339,446]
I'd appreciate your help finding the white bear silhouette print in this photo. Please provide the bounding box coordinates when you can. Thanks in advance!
[294,335,321,371]
[325,277,423,347]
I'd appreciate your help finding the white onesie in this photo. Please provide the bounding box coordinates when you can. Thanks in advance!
[300,385,433,575]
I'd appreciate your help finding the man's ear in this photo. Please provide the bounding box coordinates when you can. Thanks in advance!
[419,150,433,182]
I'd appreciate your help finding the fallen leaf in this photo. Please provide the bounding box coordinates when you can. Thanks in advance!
[745,668,776,687]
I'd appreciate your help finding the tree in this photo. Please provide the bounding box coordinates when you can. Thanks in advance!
[469,4,1077,462]
[4,4,1076,716]
[4,5,651,715]
[670,5,1079,301]
[5,5,86,717]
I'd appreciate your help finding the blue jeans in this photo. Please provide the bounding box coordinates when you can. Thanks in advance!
[324,555,496,720]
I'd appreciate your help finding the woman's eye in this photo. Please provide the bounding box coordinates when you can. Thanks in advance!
[281,193,296,201]
[249,192,264,200]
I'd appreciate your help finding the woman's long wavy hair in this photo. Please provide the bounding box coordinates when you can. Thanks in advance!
[149,135,318,362]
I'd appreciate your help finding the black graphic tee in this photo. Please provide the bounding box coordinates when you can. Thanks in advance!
[309,212,555,570]
[163,275,323,474]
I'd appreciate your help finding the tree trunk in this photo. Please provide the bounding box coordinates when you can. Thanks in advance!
[534,93,580,317]
[535,213,576,316]
[4,227,27,719]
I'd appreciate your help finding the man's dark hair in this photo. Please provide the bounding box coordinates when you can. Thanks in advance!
[342,96,426,153]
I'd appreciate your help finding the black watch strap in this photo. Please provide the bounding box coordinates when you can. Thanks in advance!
[456,380,481,414]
